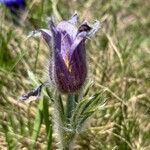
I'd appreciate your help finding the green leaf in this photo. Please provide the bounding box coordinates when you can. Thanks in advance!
[80,93,101,114]
[30,97,44,149]
[42,96,52,150]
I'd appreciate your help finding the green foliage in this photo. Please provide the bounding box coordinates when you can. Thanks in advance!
[71,93,106,132]
[0,0,149,149]
[31,95,52,150]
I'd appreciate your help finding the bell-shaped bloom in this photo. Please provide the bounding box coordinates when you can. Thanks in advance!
[28,14,100,93]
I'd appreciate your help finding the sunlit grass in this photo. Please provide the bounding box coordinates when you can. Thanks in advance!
[0,0,150,149]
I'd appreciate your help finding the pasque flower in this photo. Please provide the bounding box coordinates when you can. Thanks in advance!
[20,14,99,100]
[41,14,99,91]
[49,15,99,92]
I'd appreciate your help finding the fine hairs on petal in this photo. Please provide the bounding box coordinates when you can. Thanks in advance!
[27,29,52,39]
[46,16,54,25]
[87,20,100,37]
[27,30,42,38]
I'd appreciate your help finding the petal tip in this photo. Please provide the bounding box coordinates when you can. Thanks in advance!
[19,85,43,101]
[27,31,41,39]
[88,20,100,36]
[68,12,78,24]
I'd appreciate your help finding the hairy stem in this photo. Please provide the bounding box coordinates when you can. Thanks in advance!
[66,93,76,122]
[53,92,77,150]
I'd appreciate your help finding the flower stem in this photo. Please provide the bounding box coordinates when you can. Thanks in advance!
[66,93,76,122]
[54,92,77,150]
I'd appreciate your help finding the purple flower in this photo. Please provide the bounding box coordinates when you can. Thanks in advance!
[29,14,100,93]
[0,0,26,20]
[19,85,43,101]
[0,0,25,7]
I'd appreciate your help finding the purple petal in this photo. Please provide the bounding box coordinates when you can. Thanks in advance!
[54,44,87,93]
[70,31,87,56]
[1,0,25,7]
[48,19,62,53]
[68,12,78,24]
[48,18,58,35]
[49,18,77,61]
[69,21,100,58]
[59,30,72,60]
[28,29,52,47]
[53,37,87,92]
[54,18,78,62]
[56,21,78,41]
[19,85,42,101]
[78,22,92,33]
[49,17,100,93]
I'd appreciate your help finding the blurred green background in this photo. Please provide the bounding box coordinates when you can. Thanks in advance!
[0,0,149,149]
